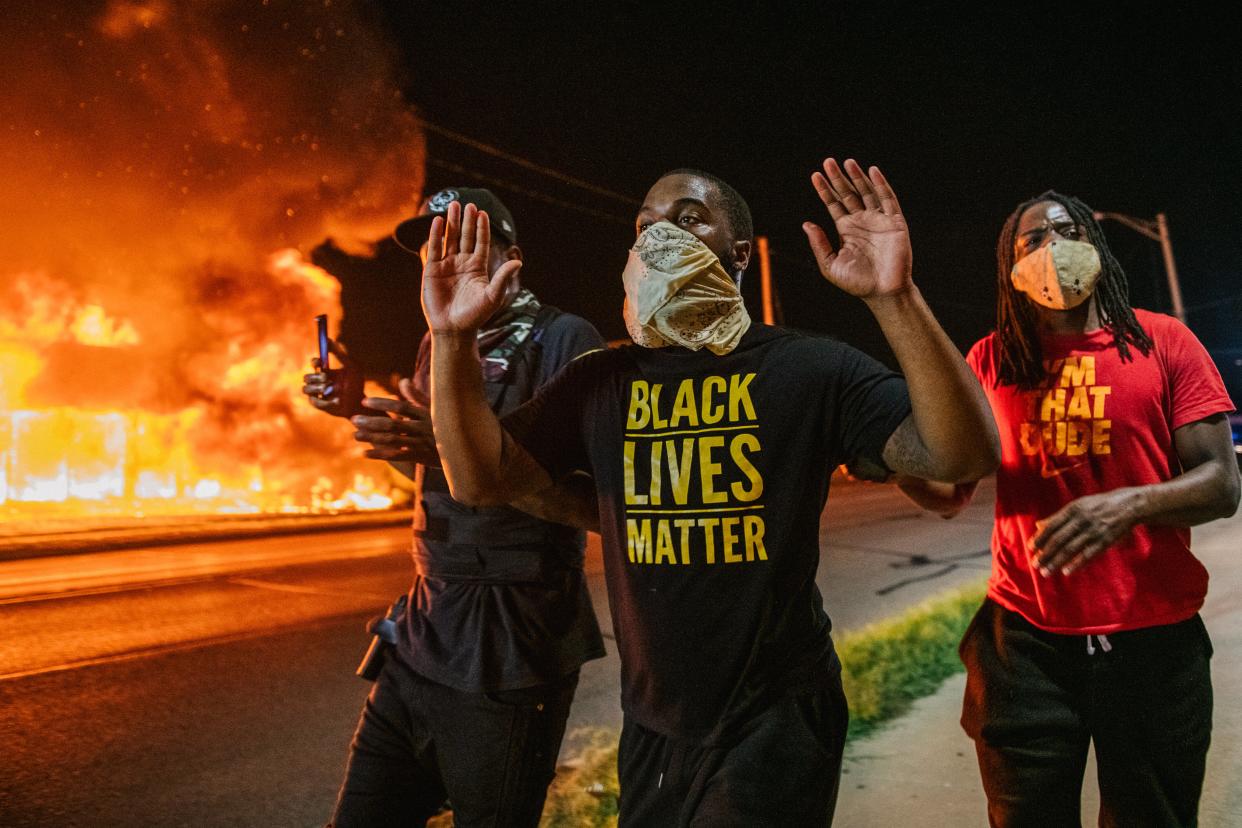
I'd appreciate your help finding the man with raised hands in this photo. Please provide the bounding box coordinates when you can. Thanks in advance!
[420,160,999,825]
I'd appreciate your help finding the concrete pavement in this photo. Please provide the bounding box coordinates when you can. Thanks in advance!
[834,510,1242,827]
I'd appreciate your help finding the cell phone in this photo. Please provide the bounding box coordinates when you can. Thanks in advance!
[315,314,335,397]
[315,314,330,369]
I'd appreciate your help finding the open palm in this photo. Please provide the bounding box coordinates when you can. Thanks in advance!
[420,201,521,334]
[802,158,913,299]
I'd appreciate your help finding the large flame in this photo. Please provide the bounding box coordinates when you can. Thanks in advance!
[0,0,425,518]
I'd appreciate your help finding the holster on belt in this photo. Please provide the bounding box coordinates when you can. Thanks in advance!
[355,593,407,682]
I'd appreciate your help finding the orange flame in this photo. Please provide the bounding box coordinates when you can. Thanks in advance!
[0,0,425,519]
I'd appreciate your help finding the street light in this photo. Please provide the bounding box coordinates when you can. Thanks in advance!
[1092,210,1185,323]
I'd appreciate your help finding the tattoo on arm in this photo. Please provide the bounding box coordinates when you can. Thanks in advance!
[512,471,599,532]
[880,415,941,479]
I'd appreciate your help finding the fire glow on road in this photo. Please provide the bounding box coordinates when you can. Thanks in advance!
[0,525,413,681]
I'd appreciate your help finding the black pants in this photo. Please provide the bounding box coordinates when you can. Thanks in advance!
[327,657,578,828]
[616,675,849,827]
[960,598,1213,828]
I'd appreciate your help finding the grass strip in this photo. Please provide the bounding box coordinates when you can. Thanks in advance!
[837,582,985,740]
[539,581,987,825]
[540,731,622,828]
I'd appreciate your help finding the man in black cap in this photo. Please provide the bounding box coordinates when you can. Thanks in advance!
[304,187,607,827]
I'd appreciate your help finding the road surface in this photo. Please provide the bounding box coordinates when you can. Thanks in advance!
[0,480,997,827]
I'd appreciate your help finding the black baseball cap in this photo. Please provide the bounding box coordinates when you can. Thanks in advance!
[393,187,518,253]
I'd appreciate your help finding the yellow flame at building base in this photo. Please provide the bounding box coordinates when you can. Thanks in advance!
[0,406,393,518]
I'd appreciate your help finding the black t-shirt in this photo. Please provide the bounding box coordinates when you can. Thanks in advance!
[397,309,608,693]
[503,324,911,742]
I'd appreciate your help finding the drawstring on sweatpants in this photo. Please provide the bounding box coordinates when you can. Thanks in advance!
[656,742,675,790]
[1086,634,1113,655]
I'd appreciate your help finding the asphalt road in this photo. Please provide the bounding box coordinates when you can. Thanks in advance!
[0,480,998,827]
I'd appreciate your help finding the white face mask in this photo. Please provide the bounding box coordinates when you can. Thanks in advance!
[622,221,751,355]
[1010,239,1102,310]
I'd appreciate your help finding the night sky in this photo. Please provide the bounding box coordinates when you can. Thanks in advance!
[333,2,1241,392]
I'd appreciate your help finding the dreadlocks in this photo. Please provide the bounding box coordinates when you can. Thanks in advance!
[995,191,1153,389]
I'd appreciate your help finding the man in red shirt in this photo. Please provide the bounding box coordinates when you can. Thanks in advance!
[901,191,1240,826]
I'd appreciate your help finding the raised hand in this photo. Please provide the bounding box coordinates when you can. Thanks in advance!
[302,338,365,419]
[421,201,521,334]
[801,158,913,300]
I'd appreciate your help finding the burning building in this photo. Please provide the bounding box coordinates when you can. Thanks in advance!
[0,0,425,518]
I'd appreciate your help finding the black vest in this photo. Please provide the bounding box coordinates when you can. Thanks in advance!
[412,306,585,584]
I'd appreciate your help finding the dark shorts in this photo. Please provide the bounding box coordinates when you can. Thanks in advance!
[616,675,849,827]
[327,657,578,828]
[960,598,1213,828]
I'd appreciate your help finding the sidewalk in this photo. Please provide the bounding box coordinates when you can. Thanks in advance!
[834,512,1242,827]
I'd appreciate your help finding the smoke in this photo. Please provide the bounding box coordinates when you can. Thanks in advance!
[0,0,425,503]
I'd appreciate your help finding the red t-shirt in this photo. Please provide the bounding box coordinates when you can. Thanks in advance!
[967,309,1234,634]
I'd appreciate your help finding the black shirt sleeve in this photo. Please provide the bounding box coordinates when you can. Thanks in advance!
[535,312,606,386]
[502,348,611,479]
[831,343,912,472]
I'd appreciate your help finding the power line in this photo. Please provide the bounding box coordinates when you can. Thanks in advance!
[424,128,993,318]
[417,117,642,208]
[426,156,633,225]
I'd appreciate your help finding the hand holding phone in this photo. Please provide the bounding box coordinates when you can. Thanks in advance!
[315,314,335,397]
[302,314,364,418]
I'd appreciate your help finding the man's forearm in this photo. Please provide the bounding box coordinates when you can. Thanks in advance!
[512,472,600,533]
[1120,418,1241,529]
[429,331,509,505]
[1118,462,1240,529]
[868,287,999,482]
[896,475,977,518]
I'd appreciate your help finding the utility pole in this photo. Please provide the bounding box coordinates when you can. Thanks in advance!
[1093,210,1185,323]
[755,235,776,325]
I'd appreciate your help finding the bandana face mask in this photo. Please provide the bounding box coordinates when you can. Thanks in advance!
[1010,239,1102,311]
[621,221,751,355]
